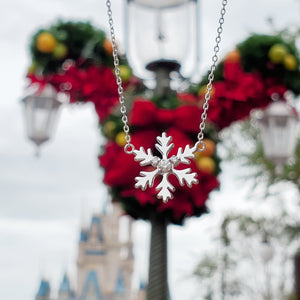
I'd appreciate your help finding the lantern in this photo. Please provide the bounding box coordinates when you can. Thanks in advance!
[21,83,62,154]
[254,99,299,173]
[260,238,274,263]
[125,0,200,88]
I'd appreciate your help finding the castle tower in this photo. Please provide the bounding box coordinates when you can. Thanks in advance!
[57,273,75,300]
[35,278,51,300]
[34,202,145,300]
[137,280,147,300]
[77,202,135,300]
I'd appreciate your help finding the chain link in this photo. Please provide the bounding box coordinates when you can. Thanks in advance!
[106,0,135,154]
[196,0,228,149]
[106,0,228,154]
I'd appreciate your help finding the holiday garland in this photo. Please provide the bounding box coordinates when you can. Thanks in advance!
[190,34,300,130]
[24,26,300,224]
[99,33,300,224]
[99,94,221,224]
[26,20,143,121]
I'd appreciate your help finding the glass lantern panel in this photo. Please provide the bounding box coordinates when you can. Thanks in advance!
[126,0,198,79]
[23,96,60,146]
[134,0,190,9]
[260,116,298,160]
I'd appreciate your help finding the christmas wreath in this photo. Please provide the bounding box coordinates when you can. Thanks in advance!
[26,20,142,121]
[99,93,221,224]
[190,34,300,130]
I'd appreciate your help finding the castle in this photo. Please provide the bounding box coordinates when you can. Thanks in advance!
[35,203,146,300]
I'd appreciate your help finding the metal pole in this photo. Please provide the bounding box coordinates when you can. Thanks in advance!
[147,216,169,300]
[295,251,300,300]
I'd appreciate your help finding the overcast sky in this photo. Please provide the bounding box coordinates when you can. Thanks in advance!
[1,0,300,299]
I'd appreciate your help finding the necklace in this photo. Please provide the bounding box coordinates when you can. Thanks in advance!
[106,0,228,203]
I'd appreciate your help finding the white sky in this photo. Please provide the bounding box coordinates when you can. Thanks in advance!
[0,0,300,299]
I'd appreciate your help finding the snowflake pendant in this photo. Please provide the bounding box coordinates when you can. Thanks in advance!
[133,132,198,203]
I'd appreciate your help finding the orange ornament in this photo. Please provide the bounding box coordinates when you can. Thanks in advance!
[198,86,215,99]
[284,54,297,71]
[36,32,57,53]
[225,49,241,63]
[103,39,113,55]
[198,139,216,157]
[115,132,126,147]
[196,156,216,174]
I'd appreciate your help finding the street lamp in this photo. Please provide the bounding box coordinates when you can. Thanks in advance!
[124,2,200,299]
[21,83,62,155]
[253,96,299,174]
[260,238,274,263]
[260,237,274,300]
[124,0,200,94]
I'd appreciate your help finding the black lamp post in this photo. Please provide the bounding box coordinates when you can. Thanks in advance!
[124,1,200,299]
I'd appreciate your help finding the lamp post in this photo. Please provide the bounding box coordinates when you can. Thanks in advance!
[124,1,200,299]
[21,83,62,156]
[125,0,200,95]
[260,237,274,300]
[254,95,299,174]
[295,252,300,300]
[254,95,300,299]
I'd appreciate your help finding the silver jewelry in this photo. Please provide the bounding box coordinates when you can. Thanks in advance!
[106,0,228,202]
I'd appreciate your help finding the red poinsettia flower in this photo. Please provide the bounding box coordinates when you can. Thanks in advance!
[205,61,282,129]
[130,98,202,133]
[177,92,199,104]
[50,65,119,121]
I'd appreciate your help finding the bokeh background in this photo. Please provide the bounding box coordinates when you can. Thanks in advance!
[1,0,300,299]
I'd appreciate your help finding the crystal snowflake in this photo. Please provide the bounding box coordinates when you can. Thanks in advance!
[133,132,198,203]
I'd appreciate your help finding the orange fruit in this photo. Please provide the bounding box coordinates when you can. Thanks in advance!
[103,39,113,55]
[196,156,216,174]
[198,139,216,157]
[283,54,297,71]
[115,132,126,147]
[36,32,57,53]
[225,49,241,63]
[268,44,288,63]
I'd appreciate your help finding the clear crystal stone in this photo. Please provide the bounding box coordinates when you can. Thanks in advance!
[158,159,172,174]
[169,155,180,166]
[151,156,160,167]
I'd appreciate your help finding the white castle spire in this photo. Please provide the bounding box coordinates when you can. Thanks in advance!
[35,201,145,300]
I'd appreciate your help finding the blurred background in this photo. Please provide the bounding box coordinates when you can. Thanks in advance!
[1,0,300,299]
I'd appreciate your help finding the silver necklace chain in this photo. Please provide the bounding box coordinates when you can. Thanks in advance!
[106,0,228,154]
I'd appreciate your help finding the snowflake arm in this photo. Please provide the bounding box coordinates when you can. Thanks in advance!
[176,144,198,164]
[172,168,198,187]
[156,173,175,203]
[155,132,174,159]
[135,169,159,190]
[133,147,155,166]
